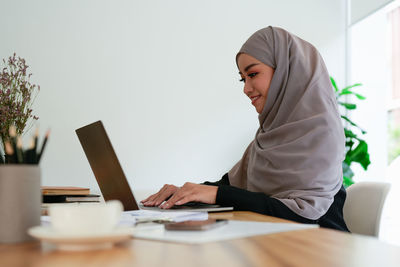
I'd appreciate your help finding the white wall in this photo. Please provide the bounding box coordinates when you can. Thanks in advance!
[0,0,347,193]
[351,0,394,24]
[350,10,389,181]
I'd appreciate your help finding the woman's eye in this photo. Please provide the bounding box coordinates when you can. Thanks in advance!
[239,72,257,82]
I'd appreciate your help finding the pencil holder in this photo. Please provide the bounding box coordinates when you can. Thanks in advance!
[0,165,41,243]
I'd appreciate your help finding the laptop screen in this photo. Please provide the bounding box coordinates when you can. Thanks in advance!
[75,121,139,211]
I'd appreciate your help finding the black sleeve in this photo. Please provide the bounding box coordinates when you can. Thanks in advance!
[215,184,318,224]
[203,173,274,213]
[207,174,348,228]
[216,184,275,213]
[203,173,230,186]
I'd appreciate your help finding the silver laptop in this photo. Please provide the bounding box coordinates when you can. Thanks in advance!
[75,120,233,212]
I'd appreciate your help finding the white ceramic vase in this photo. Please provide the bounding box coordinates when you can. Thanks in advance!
[0,165,41,243]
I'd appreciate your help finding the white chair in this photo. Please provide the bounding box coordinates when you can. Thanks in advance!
[343,181,390,237]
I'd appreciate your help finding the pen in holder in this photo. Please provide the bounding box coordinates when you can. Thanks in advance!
[2,126,50,165]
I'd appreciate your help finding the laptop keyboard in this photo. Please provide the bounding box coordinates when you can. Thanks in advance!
[170,202,220,209]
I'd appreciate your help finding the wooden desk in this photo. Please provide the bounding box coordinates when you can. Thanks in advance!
[1,211,399,267]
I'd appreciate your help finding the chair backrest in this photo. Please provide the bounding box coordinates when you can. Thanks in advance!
[343,182,390,237]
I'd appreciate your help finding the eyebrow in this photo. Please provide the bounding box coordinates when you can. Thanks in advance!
[238,63,260,75]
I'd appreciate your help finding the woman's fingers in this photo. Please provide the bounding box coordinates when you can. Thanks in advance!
[148,185,170,205]
[159,183,218,209]
[140,193,158,204]
[153,186,177,206]
[142,183,218,208]
[160,187,192,209]
[142,184,179,206]
[141,193,157,203]
[141,185,168,205]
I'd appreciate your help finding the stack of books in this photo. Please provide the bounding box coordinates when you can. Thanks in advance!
[42,186,101,204]
[41,186,101,215]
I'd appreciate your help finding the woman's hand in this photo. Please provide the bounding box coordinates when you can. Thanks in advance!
[141,182,218,209]
[141,184,180,207]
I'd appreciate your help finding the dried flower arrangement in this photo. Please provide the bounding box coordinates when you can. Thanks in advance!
[0,53,40,157]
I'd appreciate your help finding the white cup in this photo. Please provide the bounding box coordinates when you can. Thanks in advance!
[48,200,123,235]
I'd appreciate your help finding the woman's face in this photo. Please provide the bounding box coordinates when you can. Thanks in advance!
[237,53,274,114]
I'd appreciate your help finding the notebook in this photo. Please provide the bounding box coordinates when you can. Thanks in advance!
[75,120,233,212]
[41,186,90,195]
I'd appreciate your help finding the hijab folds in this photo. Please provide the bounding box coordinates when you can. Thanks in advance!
[229,26,345,220]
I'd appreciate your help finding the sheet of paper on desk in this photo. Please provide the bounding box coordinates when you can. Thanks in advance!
[119,210,208,226]
[40,210,208,228]
[131,220,319,244]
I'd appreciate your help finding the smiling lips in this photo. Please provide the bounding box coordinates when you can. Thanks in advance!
[250,95,261,105]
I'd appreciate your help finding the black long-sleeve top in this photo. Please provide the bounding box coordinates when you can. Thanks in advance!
[204,173,349,231]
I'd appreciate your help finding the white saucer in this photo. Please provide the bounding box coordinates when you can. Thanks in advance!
[28,226,134,251]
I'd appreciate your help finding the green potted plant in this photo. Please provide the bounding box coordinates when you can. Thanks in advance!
[331,77,371,187]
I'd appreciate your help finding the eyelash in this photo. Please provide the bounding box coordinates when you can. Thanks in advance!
[239,72,258,82]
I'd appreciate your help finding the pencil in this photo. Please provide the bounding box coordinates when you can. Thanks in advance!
[29,137,36,164]
[23,138,34,164]
[37,129,50,163]
[16,137,24,164]
[9,126,18,162]
[4,141,15,164]
[0,143,4,164]
[34,128,39,160]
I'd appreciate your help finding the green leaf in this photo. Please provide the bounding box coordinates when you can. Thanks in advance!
[330,77,339,92]
[345,140,371,170]
[341,115,367,134]
[345,141,354,152]
[344,128,357,139]
[342,83,362,92]
[338,90,366,100]
[343,176,355,188]
[342,162,355,188]
[354,93,366,100]
[338,102,357,110]
[338,91,352,96]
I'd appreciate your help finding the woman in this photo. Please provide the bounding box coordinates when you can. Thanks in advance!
[141,26,349,231]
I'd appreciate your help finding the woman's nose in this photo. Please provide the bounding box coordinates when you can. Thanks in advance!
[243,81,253,95]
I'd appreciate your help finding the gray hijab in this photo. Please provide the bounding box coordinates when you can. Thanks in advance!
[229,26,345,220]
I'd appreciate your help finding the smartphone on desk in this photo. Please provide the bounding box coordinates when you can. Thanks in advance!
[164,218,228,231]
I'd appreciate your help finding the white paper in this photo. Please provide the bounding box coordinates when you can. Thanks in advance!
[41,210,208,228]
[119,210,208,226]
[132,220,319,244]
